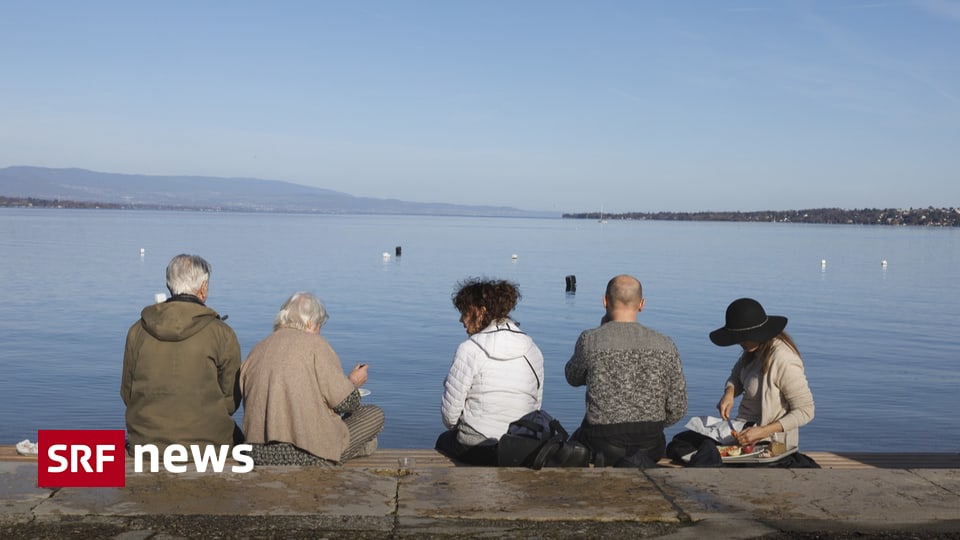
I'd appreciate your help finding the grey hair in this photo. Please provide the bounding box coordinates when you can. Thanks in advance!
[166,254,211,296]
[274,292,329,332]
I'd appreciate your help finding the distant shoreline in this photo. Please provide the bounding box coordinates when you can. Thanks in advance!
[2,196,958,226]
[564,207,960,227]
[0,196,218,213]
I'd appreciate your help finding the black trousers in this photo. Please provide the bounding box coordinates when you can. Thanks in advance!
[571,421,665,468]
[434,429,498,466]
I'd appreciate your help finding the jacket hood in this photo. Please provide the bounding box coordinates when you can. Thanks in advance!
[469,319,536,361]
[139,299,221,342]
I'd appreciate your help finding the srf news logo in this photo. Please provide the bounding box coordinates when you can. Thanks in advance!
[38,430,126,487]
[38,430,253,488]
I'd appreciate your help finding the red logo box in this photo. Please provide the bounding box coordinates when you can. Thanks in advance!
[37,430,126,488]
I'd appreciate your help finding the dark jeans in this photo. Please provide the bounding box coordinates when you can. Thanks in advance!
[665,430,723,467]
[571,421,665,468]
[434,429,498,466]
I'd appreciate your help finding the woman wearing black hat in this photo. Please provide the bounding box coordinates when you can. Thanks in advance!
[711,298,815,452]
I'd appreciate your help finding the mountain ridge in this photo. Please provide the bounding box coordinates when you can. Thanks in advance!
[0,166,555,217]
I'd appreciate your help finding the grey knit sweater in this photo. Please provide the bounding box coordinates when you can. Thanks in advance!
[565,321,688,427]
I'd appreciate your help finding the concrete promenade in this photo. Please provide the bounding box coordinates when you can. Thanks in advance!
[2,448,959,539]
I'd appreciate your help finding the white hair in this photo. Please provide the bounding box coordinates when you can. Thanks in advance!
[274,292,328,332]
[165,254,211,296]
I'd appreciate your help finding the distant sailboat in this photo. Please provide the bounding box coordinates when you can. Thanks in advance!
[598,206,607,224]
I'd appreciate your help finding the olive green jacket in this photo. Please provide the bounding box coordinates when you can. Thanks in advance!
[122,297,242,449]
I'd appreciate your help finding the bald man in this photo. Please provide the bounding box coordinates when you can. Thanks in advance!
[565,275,688,467]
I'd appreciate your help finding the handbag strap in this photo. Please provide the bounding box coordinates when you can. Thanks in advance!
[531,434,565,470]
[548,419,569,440]
[509,415,568,441]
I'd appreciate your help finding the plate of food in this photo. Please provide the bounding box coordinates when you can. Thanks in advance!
[358,388,371,397]
[718,442,768,460]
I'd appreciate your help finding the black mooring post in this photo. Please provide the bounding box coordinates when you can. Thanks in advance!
[565,275,577,292]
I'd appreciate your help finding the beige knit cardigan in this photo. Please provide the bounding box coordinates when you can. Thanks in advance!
[240,328,357,462]
[725,338,815,450]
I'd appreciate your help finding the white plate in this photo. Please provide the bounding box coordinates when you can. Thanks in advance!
[719,443,768,461]
[358,388,371,397]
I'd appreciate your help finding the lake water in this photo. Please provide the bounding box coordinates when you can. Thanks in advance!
[1,208,958,452]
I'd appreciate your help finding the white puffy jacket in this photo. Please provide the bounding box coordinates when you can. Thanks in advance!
[441,319,545,441]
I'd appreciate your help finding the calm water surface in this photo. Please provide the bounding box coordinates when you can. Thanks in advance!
[1,208,958,452]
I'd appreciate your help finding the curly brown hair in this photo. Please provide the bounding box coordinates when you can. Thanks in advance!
[452,277,521,329]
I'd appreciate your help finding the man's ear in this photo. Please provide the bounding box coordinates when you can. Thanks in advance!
[637,298,646,312]
[602,295,610,310]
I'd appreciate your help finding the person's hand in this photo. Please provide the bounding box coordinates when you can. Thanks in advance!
[349,363,368,387]
[736,425,768,446]
[717,389,735,420]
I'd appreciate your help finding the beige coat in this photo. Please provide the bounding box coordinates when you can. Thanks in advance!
[240,328,356,462]
[726,339,815,449]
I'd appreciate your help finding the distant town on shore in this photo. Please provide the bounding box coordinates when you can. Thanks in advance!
[565,207,960,227]
[4,195,958,227]
[0,196,224,213]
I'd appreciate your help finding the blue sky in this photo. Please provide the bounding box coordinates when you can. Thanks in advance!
[2,1,958,213]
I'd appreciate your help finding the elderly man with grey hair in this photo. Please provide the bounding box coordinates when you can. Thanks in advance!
[122,253,243,452]
[241,292,384,466]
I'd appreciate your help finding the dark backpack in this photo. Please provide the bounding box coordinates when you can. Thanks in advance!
[497,410,591,469]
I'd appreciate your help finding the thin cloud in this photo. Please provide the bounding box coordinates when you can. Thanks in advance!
[913,0,960,22]
[833,1,903,9]
[909,69,960,104]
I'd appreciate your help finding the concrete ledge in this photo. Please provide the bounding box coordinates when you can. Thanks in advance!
[342,448,960,470]
[6,444,959,469]
[3,446,960,538]
[805,451,960,469]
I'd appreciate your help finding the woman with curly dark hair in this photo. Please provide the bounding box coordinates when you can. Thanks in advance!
[436,277,545,465]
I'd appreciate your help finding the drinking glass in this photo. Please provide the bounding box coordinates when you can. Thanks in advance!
[770,432,787,456]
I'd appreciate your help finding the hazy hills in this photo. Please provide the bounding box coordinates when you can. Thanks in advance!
[0,166,554,217]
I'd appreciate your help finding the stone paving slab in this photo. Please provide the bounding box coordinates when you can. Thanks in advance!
[398,467,678,523]
[0,462,51,524]
[4,455,960,538]
[649,468,960,532]
[34,466,397,519]
[913,468,960,493]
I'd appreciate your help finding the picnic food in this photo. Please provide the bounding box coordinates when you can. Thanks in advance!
[718,445,743,457]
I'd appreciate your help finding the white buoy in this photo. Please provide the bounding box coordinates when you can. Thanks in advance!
[821,259,826,268]
[382,252,391,259]
[511,254,518,260]
[154,293,167,304]
[140,248,145,256]
[881,259,888,267]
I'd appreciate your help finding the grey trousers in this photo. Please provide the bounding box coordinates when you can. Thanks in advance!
[249,404,385,466]
[341,404,386,461]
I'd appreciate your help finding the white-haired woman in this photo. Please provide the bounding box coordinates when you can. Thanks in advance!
[240,292,384,466]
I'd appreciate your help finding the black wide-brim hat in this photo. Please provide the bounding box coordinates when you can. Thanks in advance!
[709,297,788,347]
